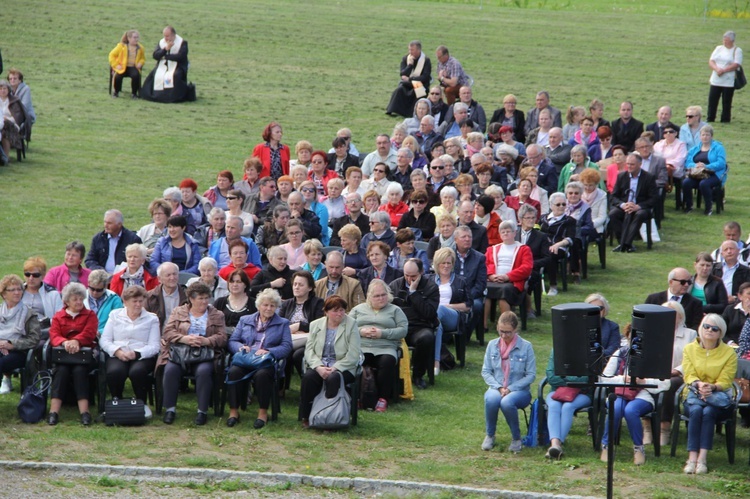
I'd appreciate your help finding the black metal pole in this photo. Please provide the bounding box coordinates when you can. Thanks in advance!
[607,392,616,499]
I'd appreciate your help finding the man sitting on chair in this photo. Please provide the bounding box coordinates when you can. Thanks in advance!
[386,40,432,118]
[608,152,658,253]
[141,26,194,103]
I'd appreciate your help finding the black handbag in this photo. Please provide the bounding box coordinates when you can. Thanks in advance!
[168,343,214,370]
[51,346,95,365]
[735,65,747,90]
[17,370,52,423]
[104,397,146,426]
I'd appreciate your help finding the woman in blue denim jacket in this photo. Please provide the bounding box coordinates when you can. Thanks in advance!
[481,311,536,453]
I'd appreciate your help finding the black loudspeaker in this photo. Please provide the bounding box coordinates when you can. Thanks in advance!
[628,304,675,379]
[551,303,602,377]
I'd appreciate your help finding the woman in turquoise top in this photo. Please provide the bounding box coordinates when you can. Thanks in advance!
[682,125,727,216]
[299,180,330,245]
[689,252,727,314]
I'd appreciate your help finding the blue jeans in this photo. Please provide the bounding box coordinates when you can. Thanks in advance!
[682,174,721,213]
[545,391,592,442]
[600,397,653,447]
[484,388,531,440]
[686,403,732,451]
[436,305,459,361]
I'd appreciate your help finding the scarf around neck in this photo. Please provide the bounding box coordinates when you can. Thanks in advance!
[499,334,518,388]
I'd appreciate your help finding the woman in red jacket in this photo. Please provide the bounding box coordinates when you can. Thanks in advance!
[484,220,533,326]
[47,283,99,426]
[252,122,290,180]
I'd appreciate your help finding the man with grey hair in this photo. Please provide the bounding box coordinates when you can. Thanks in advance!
[386,40,432,117]
[313,251,364,312]
[544,127,572,174]
[458,200,488,253]
[523,144,558,194]
[524,91,562,135]
[444,86,487,133]
[437,102,480,138]
[85,209,143,272]
[208,216,261,268]
[435,45,469,105]
[360,211,397,250]
[646,106,679,142]
[711,240,750,303]
[146,262,186,331]
[327,127,360,157]
[361,134,398,177]
[411,115,444,158]
[331,192,369,246]
[242,176,281,225]
[644,267,703,329]
[454,224,488,342]
[392,147,414,190]
[287,191,322,240]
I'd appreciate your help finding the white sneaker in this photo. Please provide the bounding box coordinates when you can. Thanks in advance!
[144,405,153,419]
[434,366,440,377]
[481,435,495,451]
[0,377,12,394]
[508,439,523,453]
[547,287,558,297]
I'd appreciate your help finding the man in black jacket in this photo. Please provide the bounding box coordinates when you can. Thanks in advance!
[712,240,750,305]
[645,267,704,330]
[608,153,658,253]
[330,193,369,247]
[389,259,439,389]
[458,200,488,254]
[85,209,142,272]
[610,101,644,152]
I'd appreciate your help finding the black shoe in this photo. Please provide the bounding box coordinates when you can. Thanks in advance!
[163,410,176,425]
[626,246,637,253]
[80,412,92,426]
[131,94,139,100]
[705,209,713,216]
[112,92,119,98]
[413,377,428,390]
[684,206,693,214]
[741,418,750,428]
[47,412,59,426]
[253,418,266,429]
[226,416,240,428]
[195,412,208,426]
[612,245,623,253]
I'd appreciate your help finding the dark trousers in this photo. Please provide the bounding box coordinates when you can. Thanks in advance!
[661,374,684,423]
[285,347,306,387]
[608,207,651,247]
[406,327,434,380]
[363,353,397,402]
[50,363,90,401]
[105,356,156,401]
[226,365,274,410]
[0,350,27,375]
[114,67,142,96]
[682,174,721,213]
[707,85,735,123]
[299,368,355,420]
[162,360,213,413]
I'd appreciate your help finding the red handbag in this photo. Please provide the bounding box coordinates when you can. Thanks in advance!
[551,387,581,402]
[614,386,640,401]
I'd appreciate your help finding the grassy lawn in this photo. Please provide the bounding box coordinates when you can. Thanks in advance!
[1,0,749,496]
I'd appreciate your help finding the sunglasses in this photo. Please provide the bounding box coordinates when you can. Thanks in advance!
[412,199,427,204]
[88,286,105,293]
[685,115,695,118]
[663,130,676,134]
[430,166,445,170]
[374,169,386,173]
[429,92,440,96]
[24,272,41,278]
[553,203,567,207]
[702,324,721,333]
[672,279,692,286]
[301,188,316,193]
[226,196,238,200]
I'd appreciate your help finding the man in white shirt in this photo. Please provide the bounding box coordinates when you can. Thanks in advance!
[361,134,398,177]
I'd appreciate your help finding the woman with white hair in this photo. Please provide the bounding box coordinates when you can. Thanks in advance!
[193,207,226,255]
[681,314,736,474]
[430,185,459,221]
[226,288,292,429]
[485,184,518,225]
[707,31,743,123]
[322,177,347,221]
[557,144,600,192]
[162,187,183,217]
[380,183,408,227]
[110,244,159,296]
[84,269,124,333]
[350,279,408,413]
[539,192,576,297]
[186,257,228,303]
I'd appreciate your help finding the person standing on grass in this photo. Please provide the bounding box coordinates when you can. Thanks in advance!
[707,31,743,123]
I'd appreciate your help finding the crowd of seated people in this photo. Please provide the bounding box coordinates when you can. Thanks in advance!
[4,37,750,480]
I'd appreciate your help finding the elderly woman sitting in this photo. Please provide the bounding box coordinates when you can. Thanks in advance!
[339,224,369,275]
[219,240,261,282]
[110,244,159,296]
[250,246,295,300]
[427,214,458,262]
[299,295,361,427]
[485,221,533,324]
[360,211,397,250]
[680,314,737,474]
[44,241,91,292]
[84,269,123,334]
[0,274,41,395]
[485,185,518,225]
[300,239,327,280]
[278,219,306,270]
[380,183,409,228]
[430,186,459,221]
[203,170,234,211]
[162,186,183,218]
[234,157,263,199]
[558,144,600,192]
[226,288,292,429]
[579,169,608,236]
[682,125,727,216]
[350,279,408,412]
[186,257,228,304]
[564,181,595,284]
[138,199,173,255]
[224,189,253,237]
[481,311,536,453]
[357,241,403,294]
[388,228,429,271]
[158,282,227,426]
[322,178,347,221]
[280,271,325,382]
[100,285,160,409]
[398,189,436,241]
[431,248,470,375]
[540,192,576,297]
[194,208,226,256]
[47,283,99,426]
[22,256,62,327]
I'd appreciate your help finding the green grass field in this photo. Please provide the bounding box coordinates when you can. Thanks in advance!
[1,0,749,496]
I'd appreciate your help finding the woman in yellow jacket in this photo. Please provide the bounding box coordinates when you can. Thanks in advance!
[681,313,737,475]
[109,30,145,99]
